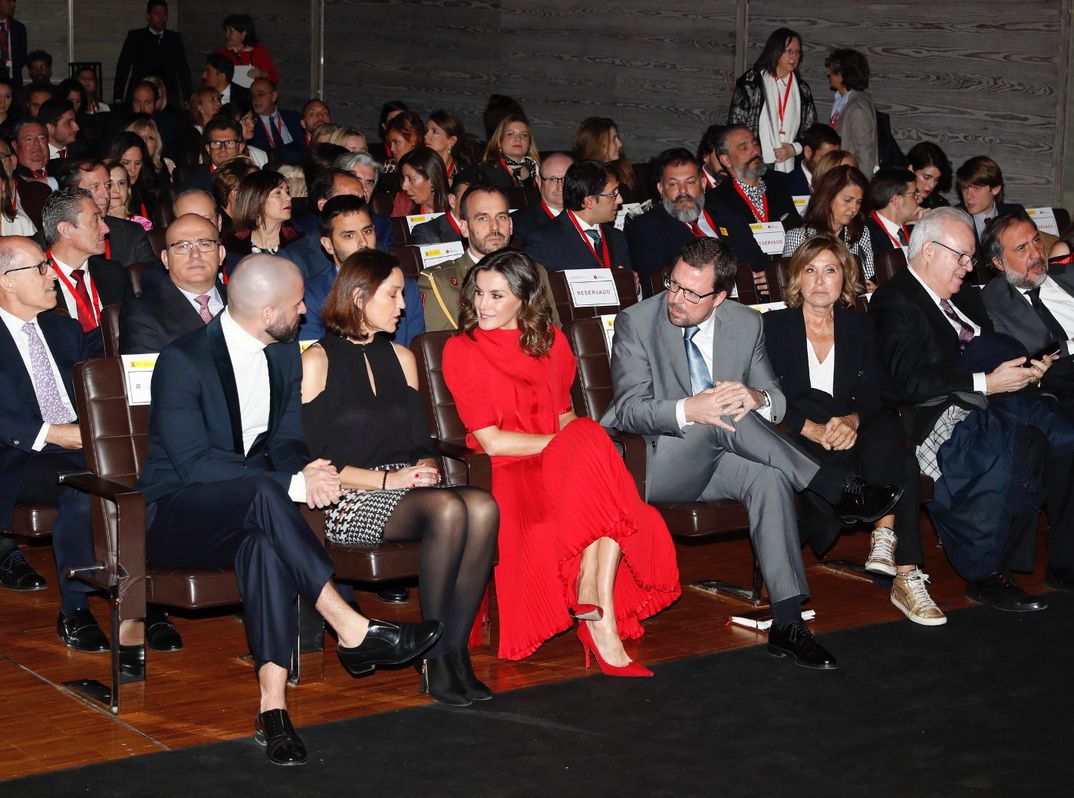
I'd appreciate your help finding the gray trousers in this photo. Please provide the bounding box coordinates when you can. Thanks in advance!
[646,412,819,604]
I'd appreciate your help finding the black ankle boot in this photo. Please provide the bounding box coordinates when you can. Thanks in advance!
[419,655,471,707]
[450,649,492,701]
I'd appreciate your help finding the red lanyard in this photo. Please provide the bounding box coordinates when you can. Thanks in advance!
[540,200,556,219]
[732,181,768,222]
[104,240,111,260]
[446,213,463,237]
[566,210,611,268]
[260,114,283,146]
[446,160,455,179]
[685,210,720,238]
[870,212,908,248]
[48,250,102,325]
[775,73,794,135]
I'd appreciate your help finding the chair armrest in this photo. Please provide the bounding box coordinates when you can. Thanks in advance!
[434,439,492,491]
[606,429,647,498]
[57,471,147,620]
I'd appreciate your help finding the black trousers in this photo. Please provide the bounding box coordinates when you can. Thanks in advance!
[146,475,335,671]
[12,449,94,611]
[795,408,924,565]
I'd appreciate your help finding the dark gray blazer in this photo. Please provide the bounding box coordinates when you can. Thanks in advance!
[981,268,1074,355]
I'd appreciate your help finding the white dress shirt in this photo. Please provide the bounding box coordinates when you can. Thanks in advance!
[1023,276,1074,347]
[258,109,294,145]
[50,255,99,327]
[907,265,987,393]
[0,306,77,450]
[219,309,306,501]
[176,284,224,319]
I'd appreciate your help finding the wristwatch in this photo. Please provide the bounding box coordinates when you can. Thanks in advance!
[758,390,771,409]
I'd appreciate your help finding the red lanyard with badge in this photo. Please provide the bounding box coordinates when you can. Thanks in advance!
[47,249,102,325]
[870,212,908,248]
[566,210,611,268]
[776,73,794,136]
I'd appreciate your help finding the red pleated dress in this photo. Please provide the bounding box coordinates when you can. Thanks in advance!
[443,327,681,660]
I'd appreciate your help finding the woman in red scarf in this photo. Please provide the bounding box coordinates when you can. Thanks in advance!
[442,251,681,674]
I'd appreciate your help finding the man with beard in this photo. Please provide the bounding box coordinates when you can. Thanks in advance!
[627,148,749,297]
[138,253,441,765]
[509,152,572,244]
[419,184,558,330]
[697,125,729,191]
[705,125,801,294]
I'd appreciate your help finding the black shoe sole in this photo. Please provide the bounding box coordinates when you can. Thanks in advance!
[0,581,48,592]
[56,633,110,654]
[338,627,442,678]
[766,644,839,670]
[253,732,308,767]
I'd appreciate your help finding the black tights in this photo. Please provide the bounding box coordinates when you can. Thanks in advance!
[382,486,498,654]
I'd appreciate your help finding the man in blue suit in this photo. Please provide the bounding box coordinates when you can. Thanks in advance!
[248,78,307,166]
[137,254,440,764]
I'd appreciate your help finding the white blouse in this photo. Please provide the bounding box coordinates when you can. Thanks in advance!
[807,337,835,397]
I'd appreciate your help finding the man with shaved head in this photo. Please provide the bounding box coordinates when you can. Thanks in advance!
[137,254,441,766]
[510,151,572,243]
[172,188,222,230]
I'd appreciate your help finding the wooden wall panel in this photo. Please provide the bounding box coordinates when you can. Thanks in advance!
[16,0,69,82]
[748,1,1066,206]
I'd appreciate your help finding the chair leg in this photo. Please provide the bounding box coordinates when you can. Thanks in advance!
[689,548,767,607]
[289,595,325,685]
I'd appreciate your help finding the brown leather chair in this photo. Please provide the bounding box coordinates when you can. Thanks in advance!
[2,505,56,538]
[505,186,539,210]
[393,245,424,278]
[146,227,165,258]
[101,304,122,357]
[873,248,907,286]
[766,258,789,302]
[391,216,412,247]
[127,261,154,298]
[1054,207,1071,237]
[370,192,394,218]
[546,268,639,327]
[565,318,762,604]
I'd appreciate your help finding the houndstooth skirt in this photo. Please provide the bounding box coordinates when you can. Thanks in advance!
[323,463,442,545]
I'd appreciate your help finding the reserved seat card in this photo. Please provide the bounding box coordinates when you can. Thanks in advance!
[418,240,464,268]
[564,268,619,307]
[120,353,159,406]
[406,212,445,232]
[749,221,786,255]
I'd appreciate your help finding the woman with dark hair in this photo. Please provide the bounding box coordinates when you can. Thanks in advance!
[377,109,424,201]
[377,100,409,160]
[0,160,37,236]
[211,155,258,235]
[763,235,942,626]
[106,161,151,231]
[106,131,169,227]
[300,249,499,706]
[825,48,877,177]
[572,117,639,203]
[217,13,280,86]
[783,164,875,287]
[0,77,20,141]
[442,250,680,671]
[424,110,477,181]
[223,168,303,266]
[477,113,540,190]
[906,141,952,211]
[728,27,818,173]
[392,146,449,218]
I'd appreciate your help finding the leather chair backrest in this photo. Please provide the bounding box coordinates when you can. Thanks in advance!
[101,304,121,357]
[391,216,412,247]
[547,268,638,327]
[147,227,165,258]
[393,245,423,278]
[74,358,149,486]
[766,258,789,302]
[128,261,154,298]
[505,186,539,210]
[370,192,394,218]
[874,248,907,286]
[411,330,469,485]
[564,317,614,421]
[1054,207,1071,237]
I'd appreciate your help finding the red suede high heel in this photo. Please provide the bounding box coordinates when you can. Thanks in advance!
[576,623,653,677]
[569,603,603,622]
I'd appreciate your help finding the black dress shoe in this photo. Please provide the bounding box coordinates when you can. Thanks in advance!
[0,550,47,591]
[832,477,903,527]
[57,608,110,653]
[254,709,307,767]
[119,644,146,683]
[145,607,183,652]
[376,585,411,604]
[1044,567,1074,591]
[337,618,442,677]
[767,621,839,670]
[966,572,1048,612]
[450,649,493,701]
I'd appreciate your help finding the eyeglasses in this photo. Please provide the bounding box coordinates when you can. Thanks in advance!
[541,176,565,184]
[899,189,922,200]
[784,48,802,56]
[664,276,719,304]
[3,260,50,276]
[597,187,621,200]
[931,240,976,269]
[208,139,241,150]
[168,239,219,255]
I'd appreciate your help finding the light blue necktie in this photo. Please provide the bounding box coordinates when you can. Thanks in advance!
[684,326,713,394]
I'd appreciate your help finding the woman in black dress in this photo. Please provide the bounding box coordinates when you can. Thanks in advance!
[300,249,499,707]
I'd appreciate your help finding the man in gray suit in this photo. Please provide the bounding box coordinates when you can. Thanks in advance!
[602,237,900,669]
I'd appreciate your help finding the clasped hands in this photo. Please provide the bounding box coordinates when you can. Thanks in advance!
[684,381,764,432]
[303,458,342,509]
[802,414,859,451]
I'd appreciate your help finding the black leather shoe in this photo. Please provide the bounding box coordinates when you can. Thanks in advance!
[832,477,903,527]
[966,572,1048,612]
[145,607,183,652]
[119,644,146,683]
[767,622,838,670]
[0,550,47,591]
[419,655,472,707]
[337,619,442,677]
[1044,567,1074,591]
[451,649,493,701]
[376,585,410,604]
[254,709,307,767]
[57,608,110,653]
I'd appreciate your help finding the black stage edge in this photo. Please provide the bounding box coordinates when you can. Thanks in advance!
[8,594,1072,797]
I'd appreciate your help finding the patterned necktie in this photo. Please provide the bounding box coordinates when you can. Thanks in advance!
[195,294,213,324]
[938,298,975,352]
[21,322,75,424]
[687,221,705,238]
[585,228,601,247]
[69,269,97,332]
[897,228,908,246]
[269,115,283,149]
[684,326,714,394]
[1026,287,1068,343]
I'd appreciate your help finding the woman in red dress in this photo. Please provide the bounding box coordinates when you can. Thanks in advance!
[443,251,681,675]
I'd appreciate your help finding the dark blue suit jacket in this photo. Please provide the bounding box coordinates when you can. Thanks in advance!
[290,208,395,254]
[249,108,307,165]
[784,163,811,197]
[137,315,310,503]
[0,312,86,526]
[524,211,632,272]
[625,204,696,295]
[509,203,557,245]
[705,170,802,271]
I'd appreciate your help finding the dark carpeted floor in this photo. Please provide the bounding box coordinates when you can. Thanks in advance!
[8,594,1072,797]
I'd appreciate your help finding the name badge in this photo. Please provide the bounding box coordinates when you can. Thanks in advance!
[749,221,785,255]
[418,240,464,268]
[564,268,618,307]
[121,353,159,406]
[406,212,445,232]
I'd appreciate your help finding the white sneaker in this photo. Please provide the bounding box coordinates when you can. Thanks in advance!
[865,527,897,577]
[891,569,947,626]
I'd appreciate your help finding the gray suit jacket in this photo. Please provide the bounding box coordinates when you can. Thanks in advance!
[836,90,877,177]
[981,269,1074,354]
[600,293,786,444]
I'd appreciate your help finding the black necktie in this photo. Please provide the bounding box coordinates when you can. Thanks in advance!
[897,228,908,246]
[1026,287,1068,344]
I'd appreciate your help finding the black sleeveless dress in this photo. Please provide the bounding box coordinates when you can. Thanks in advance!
[302,332,437,544]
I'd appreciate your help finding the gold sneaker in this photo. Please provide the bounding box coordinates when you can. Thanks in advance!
[865,527,897,577]
[891,569,947,626]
